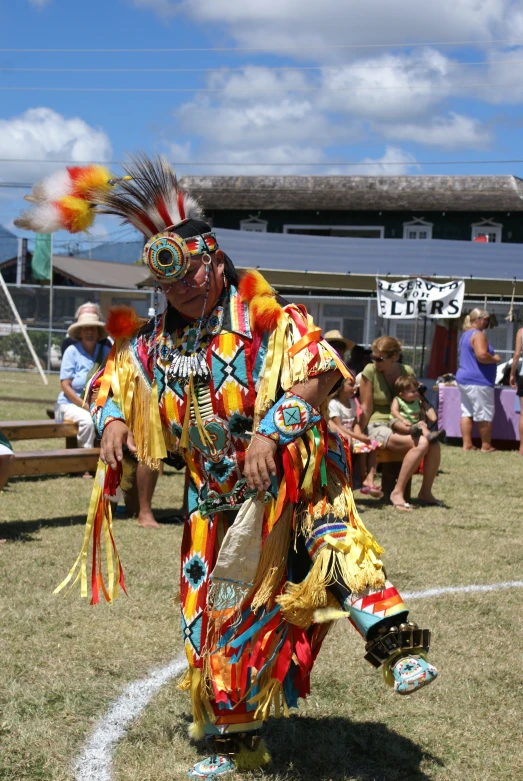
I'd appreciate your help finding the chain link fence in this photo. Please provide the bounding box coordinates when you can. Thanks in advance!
[0,284,154,372]
[0,283,520,377]
[291,295,520,377]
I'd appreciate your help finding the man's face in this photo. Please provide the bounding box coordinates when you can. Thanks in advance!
[158,252,225,322]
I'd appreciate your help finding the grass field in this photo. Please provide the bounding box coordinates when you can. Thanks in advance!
[1,370,522,781]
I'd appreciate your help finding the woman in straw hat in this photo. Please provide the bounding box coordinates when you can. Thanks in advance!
[56,310,111,451]
[323,329,355,362]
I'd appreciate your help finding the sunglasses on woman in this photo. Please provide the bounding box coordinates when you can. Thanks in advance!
[371,355,386,363]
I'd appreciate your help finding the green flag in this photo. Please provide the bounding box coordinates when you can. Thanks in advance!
[31,233,52,281]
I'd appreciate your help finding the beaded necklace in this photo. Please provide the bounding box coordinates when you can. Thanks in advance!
[166,281,228,387]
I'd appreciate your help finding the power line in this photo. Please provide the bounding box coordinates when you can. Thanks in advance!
[2,159,523,176]
[1,60,522,73]
[1,81,523,93]
[2,39,523,52]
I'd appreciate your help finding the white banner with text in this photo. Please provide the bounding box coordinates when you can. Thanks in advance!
[377,277,465,319]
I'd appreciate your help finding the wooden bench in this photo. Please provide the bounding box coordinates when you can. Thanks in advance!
[2,419,81,449]
[11,448,100,477]
[0,419,100,477]
[376,448,411,502]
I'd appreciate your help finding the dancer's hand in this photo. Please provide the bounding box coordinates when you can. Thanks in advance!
[244,434,277,491]
[100,421,137,470]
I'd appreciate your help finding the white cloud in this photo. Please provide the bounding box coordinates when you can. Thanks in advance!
[171,141,331,175]
[316,49,456,123]
[131,1,501,167]
[479,47,523,103]
[177,94,344,149]
[168,62,488,174]
[379,112,492,149]
[135,0,511,57]
[169,67,362,173]
[327,146,419,176]
[0,107,113,183]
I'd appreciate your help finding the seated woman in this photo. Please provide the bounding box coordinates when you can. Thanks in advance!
[357,336,442,511]
[61,301,112,356]
[57,310,111,452]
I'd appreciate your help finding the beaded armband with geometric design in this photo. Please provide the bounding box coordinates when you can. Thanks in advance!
[256,391,321,446]
[91,397,125,438]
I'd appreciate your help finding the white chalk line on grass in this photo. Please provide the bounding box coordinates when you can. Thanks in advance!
[74,579,523,781]
[403,580,523,600]
[75,657,187,781]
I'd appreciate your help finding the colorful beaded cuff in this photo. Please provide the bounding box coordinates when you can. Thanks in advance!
[91,397,125,437]
[257,392,321,446]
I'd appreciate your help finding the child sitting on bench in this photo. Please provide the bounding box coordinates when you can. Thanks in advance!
[391,375,445,444]
[328,377,383,498]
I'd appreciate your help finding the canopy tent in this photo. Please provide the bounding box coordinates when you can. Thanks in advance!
[208,228,523,298]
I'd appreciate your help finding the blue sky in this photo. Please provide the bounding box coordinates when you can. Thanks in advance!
[2,0,523,251]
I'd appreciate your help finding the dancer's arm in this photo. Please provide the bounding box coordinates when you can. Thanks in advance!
[244,369,341,491]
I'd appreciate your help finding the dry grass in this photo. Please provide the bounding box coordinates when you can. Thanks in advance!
[1,371,522,781]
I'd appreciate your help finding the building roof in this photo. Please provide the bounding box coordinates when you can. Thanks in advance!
[75,240,143,264]
[52,255,150,288]
[180,174,523,212]
[209,228,523,298]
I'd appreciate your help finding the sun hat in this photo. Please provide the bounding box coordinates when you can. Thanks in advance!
[323,329,356,351]
[67,310,108,341]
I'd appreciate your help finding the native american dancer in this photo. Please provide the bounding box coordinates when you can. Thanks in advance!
[17,156,437,778]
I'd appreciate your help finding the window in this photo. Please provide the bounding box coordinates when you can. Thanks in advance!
[403,218,433,240]
[471,219,502,243]
[283,225,384,239]
[322,303,366,346]
[240,215,268,233]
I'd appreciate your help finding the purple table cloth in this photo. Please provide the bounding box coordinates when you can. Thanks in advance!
[438,385,520,440]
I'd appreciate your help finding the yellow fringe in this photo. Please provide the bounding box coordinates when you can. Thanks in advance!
[234,738,271,771]
[101,342,177,468]
[278,471,385,628]
[187,667,216,728]
[313,606,350,623]
[276,550,334,628]
[277,542,385,629]
[249,503,294,612]
[54,460,123,602]
[248,677,290,722]
[188,722,206,742]
[177,668,191,691]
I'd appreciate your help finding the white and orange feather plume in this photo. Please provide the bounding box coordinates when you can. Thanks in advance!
[15,154,202,238]
[15,165,114,234]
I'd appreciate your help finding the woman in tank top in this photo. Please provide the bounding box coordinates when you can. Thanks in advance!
[456,308,500,452]
[357,335,442,510]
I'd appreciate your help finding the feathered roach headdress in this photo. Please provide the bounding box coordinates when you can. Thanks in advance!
[15,154,219,281]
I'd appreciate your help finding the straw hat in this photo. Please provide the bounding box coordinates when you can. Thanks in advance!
[67,310,108,341]
[323,329,356,351]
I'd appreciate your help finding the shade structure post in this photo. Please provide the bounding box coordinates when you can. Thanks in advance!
[46,236,54,373]
[0,271,48,385]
